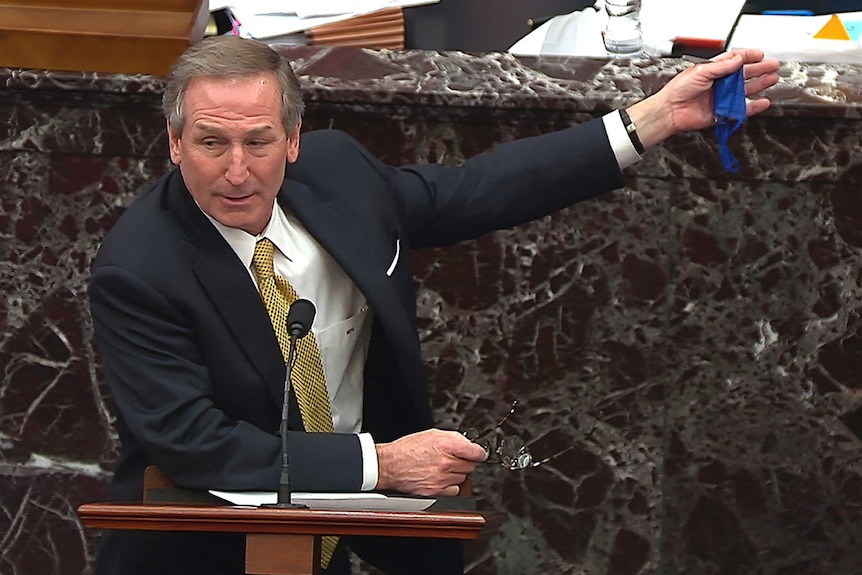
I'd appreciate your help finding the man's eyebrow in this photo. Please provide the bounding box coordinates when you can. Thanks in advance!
[245,126,279,137]
[192,123,278,136]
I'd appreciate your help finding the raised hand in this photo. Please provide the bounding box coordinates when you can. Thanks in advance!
[627,49,781,149]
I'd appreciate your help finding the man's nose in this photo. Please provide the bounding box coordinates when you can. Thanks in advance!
[224,146,250,184]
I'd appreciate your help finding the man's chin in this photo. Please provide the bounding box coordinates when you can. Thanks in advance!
[211,209,268,235]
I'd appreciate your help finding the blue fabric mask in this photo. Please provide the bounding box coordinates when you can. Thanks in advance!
[713,68,746,173]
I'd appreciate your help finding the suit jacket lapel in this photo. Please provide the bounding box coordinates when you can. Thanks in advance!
[281,180,433,423]
[193,250,285,398]
[281,181,405,329]
[166,170,286,406]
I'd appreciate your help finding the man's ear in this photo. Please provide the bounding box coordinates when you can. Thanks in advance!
[286,122,301,164]
[167,121,182,165]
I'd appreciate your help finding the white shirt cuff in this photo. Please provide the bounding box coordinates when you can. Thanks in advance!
[358,432,378,491]
[603,110,641,170]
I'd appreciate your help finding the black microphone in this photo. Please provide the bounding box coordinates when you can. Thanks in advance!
[265,298,316,508]
[287,298,315,339]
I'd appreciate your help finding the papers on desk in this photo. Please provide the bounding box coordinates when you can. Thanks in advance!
[210,490,436,511]
[728,12,862,63]
[510,8,607,57]
[510,1,862,63]
[640,0,747,54]
[210,1,437,42]
[510,0,746,57]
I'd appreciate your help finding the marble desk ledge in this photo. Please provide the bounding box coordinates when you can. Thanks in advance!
[2,47,862,116]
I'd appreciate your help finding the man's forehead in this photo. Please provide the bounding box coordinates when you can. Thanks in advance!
[187,72,277,90]
[181,74,283,121]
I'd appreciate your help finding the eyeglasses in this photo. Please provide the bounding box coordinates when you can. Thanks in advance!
[463,400,599,471]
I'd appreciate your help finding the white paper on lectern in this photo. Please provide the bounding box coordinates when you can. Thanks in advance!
[209,490,436,511]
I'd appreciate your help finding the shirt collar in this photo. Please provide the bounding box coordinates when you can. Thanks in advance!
[200,200,293,268]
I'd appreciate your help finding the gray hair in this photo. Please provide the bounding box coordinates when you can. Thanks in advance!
[162,35,305,134]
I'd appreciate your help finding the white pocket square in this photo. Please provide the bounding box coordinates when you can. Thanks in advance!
[386,239,400,277]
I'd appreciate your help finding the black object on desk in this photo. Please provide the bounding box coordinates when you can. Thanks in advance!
[527,14,556,31]
[741,0,862,14]
[404,0,593,52]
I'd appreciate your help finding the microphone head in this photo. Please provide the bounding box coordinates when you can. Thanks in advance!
[286,299,316,339]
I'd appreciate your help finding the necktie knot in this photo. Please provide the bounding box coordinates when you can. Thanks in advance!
[251,238,276,283]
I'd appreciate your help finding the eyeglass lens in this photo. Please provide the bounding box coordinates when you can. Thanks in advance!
[463,400,594,471]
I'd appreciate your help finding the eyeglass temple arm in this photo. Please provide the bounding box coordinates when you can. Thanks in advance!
[470,400,519,443]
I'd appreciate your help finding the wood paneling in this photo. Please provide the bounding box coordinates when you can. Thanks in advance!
[0,0,207,75]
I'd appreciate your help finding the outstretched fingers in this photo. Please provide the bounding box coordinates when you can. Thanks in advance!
[745,98,772,117]
[743,58,781,81]
[743,69,780,98]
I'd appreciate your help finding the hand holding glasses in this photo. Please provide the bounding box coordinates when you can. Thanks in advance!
[463,400,599,471]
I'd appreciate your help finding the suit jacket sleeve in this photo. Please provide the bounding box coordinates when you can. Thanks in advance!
[391,118,622,248]
[293,118,621,251]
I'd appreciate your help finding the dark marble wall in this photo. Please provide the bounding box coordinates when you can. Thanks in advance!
[1,47,861,575]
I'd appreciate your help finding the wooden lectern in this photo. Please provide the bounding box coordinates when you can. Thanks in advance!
[0,0,208,75]
[78,467,493,575]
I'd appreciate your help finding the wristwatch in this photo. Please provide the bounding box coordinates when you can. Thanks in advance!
[619,108,645,155]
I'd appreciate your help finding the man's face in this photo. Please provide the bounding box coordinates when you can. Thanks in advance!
[167,72,299,235]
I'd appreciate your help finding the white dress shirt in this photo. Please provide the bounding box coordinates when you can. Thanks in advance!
[604,109,642,168]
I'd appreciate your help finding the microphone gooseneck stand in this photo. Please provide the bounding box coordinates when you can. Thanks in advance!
[263,298,316,508]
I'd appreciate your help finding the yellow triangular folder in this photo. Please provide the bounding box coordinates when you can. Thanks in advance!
[814,14,851,40]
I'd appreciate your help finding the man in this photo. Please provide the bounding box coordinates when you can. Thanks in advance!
[88,35,779,575]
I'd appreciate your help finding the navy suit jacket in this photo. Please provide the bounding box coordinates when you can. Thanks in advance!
[89,121,621,574]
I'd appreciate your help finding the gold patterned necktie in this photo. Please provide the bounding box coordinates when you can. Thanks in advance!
[251,237,338,567]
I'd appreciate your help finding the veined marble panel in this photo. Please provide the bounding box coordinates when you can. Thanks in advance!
[1,48,861,575]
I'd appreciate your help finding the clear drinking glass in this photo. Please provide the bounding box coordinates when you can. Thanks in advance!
[603,0,644,57]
